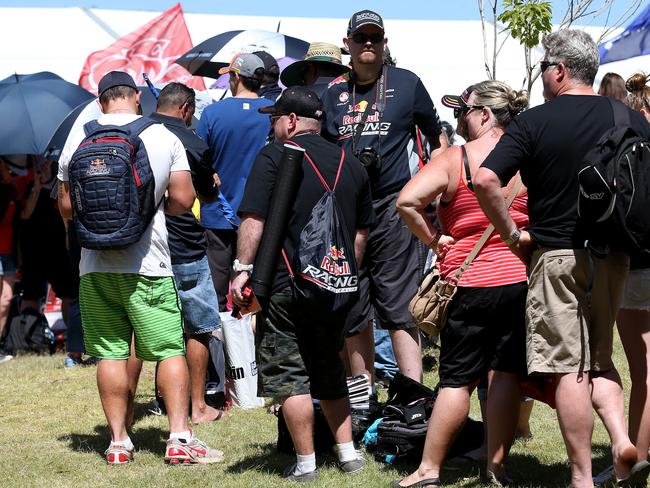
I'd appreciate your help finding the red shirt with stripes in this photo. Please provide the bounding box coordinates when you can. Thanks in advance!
[436,153,529,287]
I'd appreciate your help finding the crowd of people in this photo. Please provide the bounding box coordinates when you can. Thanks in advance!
[1,7,650,487]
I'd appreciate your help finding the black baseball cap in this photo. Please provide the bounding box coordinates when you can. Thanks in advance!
[97,71,137,97]
[253,51,280,77]
[347,10,384,36]
[258,86,325,120]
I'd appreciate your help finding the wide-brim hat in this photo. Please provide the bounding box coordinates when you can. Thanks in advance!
[281,42,350,87]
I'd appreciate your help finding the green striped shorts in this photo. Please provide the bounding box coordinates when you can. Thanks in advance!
[79,273,185,361]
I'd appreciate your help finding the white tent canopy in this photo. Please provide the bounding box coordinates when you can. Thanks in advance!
[1,7,648,122]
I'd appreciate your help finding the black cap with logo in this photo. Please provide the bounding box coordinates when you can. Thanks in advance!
[347,10,384,36]
[258,86,325,120]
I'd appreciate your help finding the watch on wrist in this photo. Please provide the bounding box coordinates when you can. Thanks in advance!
[233,259,254,273]
[429,232,442,250]
[502,228,522,247]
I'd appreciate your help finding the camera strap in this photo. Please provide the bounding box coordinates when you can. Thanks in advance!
[351,65,388,154]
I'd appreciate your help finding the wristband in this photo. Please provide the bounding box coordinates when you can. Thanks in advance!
[233,259,254,273]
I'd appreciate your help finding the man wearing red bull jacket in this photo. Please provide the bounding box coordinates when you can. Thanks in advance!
[320,10,448,384]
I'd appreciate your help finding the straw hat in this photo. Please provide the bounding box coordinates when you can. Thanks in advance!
[281,42,350,87]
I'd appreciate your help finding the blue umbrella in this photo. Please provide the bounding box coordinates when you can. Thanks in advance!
[599,3,650,64]
[0,71,94,155]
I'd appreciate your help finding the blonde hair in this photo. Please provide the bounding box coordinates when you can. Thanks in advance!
[471,80,529,128]
[625,72,650,113]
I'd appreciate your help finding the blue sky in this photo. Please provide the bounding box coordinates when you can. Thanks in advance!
[0,0,645,25]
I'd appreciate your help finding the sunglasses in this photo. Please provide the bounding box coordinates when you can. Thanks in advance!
[351,32,384,44]
[540,60,559,73]
[269,114,289,125]
[454,105,484,119]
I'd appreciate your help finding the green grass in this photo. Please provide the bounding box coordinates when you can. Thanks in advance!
[0,335,631,488]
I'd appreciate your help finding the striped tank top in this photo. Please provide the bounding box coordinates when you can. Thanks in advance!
[436,150,529,287]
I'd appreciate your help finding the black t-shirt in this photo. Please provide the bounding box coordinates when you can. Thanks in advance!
[321,66,442,200]
[482,95,650,250]
[149,113,218,265]
[238,132,377,293]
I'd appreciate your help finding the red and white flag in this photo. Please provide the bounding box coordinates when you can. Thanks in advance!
[79,3,204,94]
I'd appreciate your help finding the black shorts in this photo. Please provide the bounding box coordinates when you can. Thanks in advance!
[19,219,72,300]
[256,288,348,400]
[345,193,420,336]
[438,282,527,388]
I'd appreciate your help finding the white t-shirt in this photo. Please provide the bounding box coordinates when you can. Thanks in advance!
[58,113,190,277]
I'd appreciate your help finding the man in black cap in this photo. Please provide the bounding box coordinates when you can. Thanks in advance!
[320,10,448,385]
[231,87,376,482]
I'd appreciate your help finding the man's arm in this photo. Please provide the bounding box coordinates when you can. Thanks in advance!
[474,166,532,264]
[422,130,449,161]
[230,213,265,306]
[58,180,73,221]
[354,228,369,266]
[165,170,195,216]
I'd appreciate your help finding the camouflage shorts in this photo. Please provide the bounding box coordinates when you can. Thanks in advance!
[255,288,347,400]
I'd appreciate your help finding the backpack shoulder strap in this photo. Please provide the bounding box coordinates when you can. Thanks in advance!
[609,98,631,127]
[285,139,345,192]
[83,120,102,137]
[125,117,157,140]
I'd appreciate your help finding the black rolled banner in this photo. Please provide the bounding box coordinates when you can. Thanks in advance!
[250,143,305,302]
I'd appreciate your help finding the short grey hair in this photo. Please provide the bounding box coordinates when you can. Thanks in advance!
[542,29,599,86]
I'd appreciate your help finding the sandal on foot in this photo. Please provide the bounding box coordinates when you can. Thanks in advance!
[390,478,441,488]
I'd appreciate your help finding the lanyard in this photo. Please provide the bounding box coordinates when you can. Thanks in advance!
[351,65,388,154]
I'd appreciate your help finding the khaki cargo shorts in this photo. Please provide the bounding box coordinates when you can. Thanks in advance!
[526,248,629,374]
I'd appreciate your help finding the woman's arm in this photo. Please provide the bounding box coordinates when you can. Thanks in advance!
[396,146,457,249]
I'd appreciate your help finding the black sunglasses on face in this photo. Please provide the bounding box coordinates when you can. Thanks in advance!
[540,60,559,72]
[454,105,484,119]
[351,32,384,44]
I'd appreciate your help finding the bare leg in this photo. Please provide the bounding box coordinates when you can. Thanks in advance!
[125,340,142,428]
[281,394,314,455]
[344,321,375,383]
[617,308,650,462]
[486,370,521,478]
[516,399,534,439]
[397,385,473,486]
[96,359,130,442]
[555,372,595,488]
[186,333,221,424]
[320,396,353,444]
[157,355,190,434]
[0,275,15,338]
[591,368,637,478]
[389,327,422,382]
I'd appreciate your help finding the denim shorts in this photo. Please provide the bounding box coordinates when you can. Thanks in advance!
[172,255,221,335]
[0,253,16,276]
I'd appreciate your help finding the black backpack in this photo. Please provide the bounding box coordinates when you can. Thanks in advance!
[4,307,55,355]
[68,118,158,250]
[282,142,359,314]
[578,99,650,258]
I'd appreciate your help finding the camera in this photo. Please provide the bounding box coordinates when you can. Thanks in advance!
[355,147,380,174]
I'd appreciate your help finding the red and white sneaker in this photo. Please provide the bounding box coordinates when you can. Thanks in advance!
[164,433,224,465]
[104,443,134,465]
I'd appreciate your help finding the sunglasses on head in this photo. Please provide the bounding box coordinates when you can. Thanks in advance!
[351,32,384,44]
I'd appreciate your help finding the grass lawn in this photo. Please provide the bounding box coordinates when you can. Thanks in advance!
[0,335,631,488]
